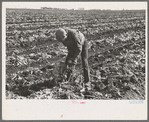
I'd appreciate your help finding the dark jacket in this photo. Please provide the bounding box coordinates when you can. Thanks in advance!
[62,28,85,64]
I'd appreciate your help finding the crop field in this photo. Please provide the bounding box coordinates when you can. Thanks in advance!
[5,8,146,99]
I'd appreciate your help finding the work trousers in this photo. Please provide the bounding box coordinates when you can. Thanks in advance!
[65,41,90,83]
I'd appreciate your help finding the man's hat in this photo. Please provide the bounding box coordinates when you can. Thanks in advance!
[55,28,67,41]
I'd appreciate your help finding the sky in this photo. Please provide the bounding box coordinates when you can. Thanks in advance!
[3,2,147,10]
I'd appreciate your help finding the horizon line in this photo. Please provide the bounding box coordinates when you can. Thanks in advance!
[6,7,146,11]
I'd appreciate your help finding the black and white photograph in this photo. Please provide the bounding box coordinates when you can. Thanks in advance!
[2,1,148,120]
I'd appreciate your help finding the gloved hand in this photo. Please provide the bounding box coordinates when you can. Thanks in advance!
[67,59,77,67]
[66,64,75,73]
